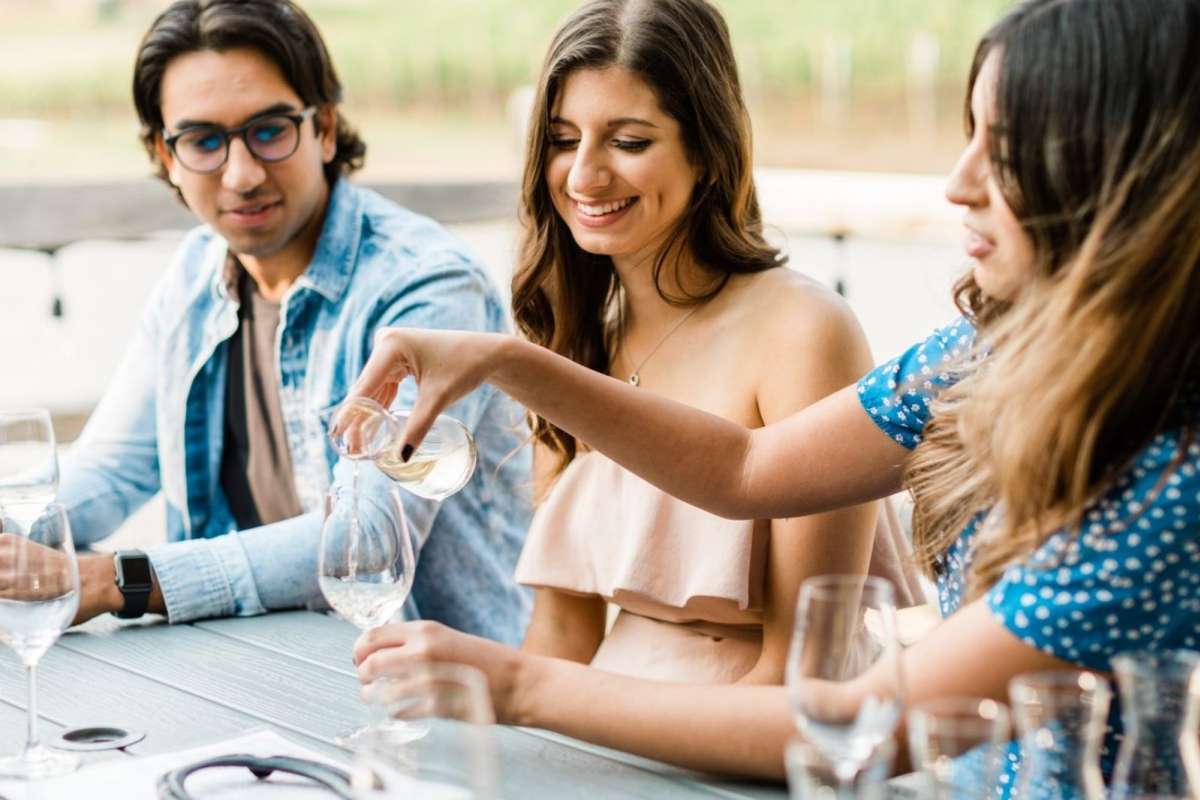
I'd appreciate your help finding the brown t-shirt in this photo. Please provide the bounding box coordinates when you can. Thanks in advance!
[219,270,303,529]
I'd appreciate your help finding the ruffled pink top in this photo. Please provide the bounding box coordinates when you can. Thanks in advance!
[515,451,921,684]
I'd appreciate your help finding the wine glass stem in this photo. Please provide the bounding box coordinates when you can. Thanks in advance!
[835,761,860,799]
[25,664,40,752]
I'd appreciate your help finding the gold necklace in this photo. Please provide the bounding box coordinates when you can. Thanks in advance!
[619,300,704,387]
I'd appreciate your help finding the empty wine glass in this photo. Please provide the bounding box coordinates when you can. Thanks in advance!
[785,575,904,795]
[1009,670,1110,800]
[786,736,894,800]
[0,503,80,779]
[0,409,59,528]
[1182,664,1200,795]
[322,397,476,501]
[354,662,498,799]
[318,467,417,745]
[1111,651,1200,800]
[908,696,1013,799]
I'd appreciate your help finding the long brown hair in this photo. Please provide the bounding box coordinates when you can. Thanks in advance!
[907,0,1200,596]
[512,0,783,478]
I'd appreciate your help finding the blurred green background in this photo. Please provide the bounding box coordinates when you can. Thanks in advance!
[0,0,1012,182]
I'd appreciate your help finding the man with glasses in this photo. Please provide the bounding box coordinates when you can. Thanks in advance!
[55,0,532,643]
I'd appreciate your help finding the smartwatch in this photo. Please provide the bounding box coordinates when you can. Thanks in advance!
[113,550,154,619]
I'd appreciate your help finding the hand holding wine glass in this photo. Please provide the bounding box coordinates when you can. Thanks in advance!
[0,503,81,779]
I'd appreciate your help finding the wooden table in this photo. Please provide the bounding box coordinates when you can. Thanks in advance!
[0,610,790,799]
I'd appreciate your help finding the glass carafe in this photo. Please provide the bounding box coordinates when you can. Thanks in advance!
[1111,650,1200,800]
[322,397,477,501]
[1009,670,1111,800]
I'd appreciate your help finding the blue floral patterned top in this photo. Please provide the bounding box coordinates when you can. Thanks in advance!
[857,317,1200,798]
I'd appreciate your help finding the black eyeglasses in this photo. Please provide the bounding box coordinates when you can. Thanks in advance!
[157,753,356,799]
[163,106,317,174]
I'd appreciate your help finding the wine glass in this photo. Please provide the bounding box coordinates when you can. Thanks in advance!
[322,397,477,501]
[786,736,894,800]
[0,409,59,527]
[908,696,1013,799]
[1111,651,1200,800]
[318,468,417,744]
[785,575,904,794]
[1008,670,1110,800]
[0,503,80,779]
[353,662,498,799]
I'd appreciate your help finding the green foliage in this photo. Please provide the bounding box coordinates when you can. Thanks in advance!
[0,0,1012,117]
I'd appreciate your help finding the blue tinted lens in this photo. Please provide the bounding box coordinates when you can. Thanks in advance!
[195,133,224,151]
[251,122,287,143]
[247,116,297,159]
[190,131,224,153]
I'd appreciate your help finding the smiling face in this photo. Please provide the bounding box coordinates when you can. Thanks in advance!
[545,67,702,267]
[944,50,1036,302]
[155,47,336,268]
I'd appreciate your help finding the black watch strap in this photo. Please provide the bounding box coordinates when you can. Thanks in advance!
[113,550,154,620]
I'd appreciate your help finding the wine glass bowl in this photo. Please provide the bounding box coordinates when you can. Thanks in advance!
[1008,670,1111,800]
[317,478,416,632]
[0,503,81,779]
[1110,651,1200,800]
[0,409,59,523]
[785,575,904,788]
[355,662,498,799]
[908,696,1013,799]
[321,397,476,501]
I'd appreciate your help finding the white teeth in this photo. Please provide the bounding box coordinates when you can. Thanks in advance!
[578,197,634,217]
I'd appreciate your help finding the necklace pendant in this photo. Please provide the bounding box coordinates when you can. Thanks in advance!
[629,373,640,387]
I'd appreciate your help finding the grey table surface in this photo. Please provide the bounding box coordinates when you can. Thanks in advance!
[0,610,791,799]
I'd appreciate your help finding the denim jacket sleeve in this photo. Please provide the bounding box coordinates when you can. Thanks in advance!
[145,254,506,623]
[58,272,167,547]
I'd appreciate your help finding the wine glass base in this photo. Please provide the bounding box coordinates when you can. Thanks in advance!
[335,718,431,749]
[0,745,80,779]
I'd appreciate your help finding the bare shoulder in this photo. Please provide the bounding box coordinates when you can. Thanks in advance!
[720,268,868,358]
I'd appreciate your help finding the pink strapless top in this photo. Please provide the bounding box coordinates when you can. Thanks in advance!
[515,452,921,683]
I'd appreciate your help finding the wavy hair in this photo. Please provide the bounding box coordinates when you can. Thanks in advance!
[512,0,784,478]
[906,0,1200,596]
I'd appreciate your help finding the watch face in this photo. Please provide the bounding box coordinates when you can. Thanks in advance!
[119,556,152,586]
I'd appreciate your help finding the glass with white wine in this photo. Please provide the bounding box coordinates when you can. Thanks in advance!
[0,503,81,779]
[0,409,59,526]
[322,397,476,501]
[318,471,418,745]
[318,474,416,631]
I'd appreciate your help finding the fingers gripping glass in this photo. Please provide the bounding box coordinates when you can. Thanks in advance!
[163,107,317,174]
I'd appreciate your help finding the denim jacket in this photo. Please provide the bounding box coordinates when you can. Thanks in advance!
[58,179,533,643]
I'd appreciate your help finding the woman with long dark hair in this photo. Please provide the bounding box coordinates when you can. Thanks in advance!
[349,0,917,759]
[352,0,1200,787]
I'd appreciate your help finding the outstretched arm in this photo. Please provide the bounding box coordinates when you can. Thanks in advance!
[345,329,908,521]
[353,601,1067,779]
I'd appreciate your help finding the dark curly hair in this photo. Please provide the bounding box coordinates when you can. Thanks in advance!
[132,0,365,197]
